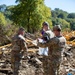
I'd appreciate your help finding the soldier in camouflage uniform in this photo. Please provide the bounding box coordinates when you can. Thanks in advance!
[11,28,27,75]
[38,36,60,75]
[53,25,66,75]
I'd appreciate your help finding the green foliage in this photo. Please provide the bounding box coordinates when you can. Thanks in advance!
[4,6,13,19]
[0,12,7,26]
[11,0,52,33]
[59,19,70,31]
[52,18,70,31]
[0,4,6,12]
[51,8,68,19]
[51,8,75,31]
[68,13,75,19]
[0,5,15,41]
[66,18,75,30]
[1,3,75,32]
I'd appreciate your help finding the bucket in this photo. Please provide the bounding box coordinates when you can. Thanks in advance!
[67,73,72,75]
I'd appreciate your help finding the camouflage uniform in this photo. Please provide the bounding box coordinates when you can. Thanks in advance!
[38,37,60,75]
[57,36,66,60]
[11,34,27,75]
[53,25,66,75]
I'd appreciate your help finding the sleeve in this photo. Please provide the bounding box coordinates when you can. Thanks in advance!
[20,40,28,52]
[37,37,60,49]
[37,42,49,48]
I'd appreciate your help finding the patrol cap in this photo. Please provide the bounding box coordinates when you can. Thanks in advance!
[18,27,25,31]
[42,21,49,26]
[53,25,61,31]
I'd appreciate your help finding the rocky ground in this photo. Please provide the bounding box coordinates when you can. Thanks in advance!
[0,45,75,75]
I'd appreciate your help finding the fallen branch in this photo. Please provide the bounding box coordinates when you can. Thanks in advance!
[0,44,12,49]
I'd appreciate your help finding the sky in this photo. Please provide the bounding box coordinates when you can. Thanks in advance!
[0,0,75,13]
[44,0,75,13]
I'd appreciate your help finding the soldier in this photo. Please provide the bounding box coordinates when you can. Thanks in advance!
[11,28,27,75]
[38,35,60,75]
[53,25,66,75]
[53,25,66,47]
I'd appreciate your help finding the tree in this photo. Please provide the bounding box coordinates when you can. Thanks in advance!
[0,12,7,25]
[11,0,52,33]
[52,18,70,31]
[66,18,75,30]
[51,8,68,19]
[57,13,66,19]
[0,12,7,45]
[4,5,14,19]
[51,8,72,31]
[68,13,75,19]
[59,19,70,31]
[51,11,57,18]
[0,4,6,12]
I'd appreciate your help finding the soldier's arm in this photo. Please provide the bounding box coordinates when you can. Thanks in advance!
[37,42,49,48]
[21,40,28,52]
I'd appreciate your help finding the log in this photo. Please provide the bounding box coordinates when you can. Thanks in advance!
[0,44,12,49]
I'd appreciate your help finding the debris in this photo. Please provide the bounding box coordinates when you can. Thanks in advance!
[0,32,75,75]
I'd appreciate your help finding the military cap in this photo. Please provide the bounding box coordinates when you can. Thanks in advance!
[42,21,49,26]
[53,25,61,31]
[18,27,25,31]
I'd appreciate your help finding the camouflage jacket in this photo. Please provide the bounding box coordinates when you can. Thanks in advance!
[38,37,61,56]
[12,34,27,52]
[57,36,66,49]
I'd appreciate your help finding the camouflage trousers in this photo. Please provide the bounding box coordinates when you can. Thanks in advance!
[11,51,23,75]
[43,55,61,75]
